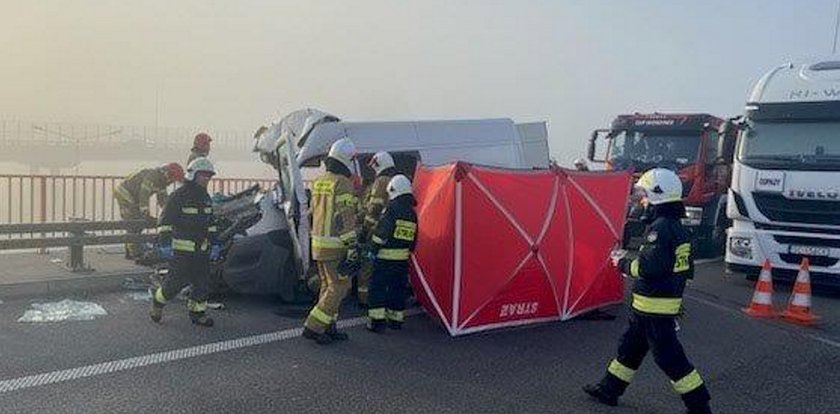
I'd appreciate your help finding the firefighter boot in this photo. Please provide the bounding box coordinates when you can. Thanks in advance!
[189,312,214,327]
[685,407,713,414]
[582,383,619,407]
[387,320,403,330]
[367,319,386,333]
[326,323,349,341]
[303,327,334,345]
[149,288,165,323]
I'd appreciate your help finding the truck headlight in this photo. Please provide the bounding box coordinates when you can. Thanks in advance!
[682,207,703,227]
[729,236,753,259]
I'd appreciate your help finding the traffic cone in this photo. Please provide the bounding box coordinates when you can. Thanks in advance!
[780,258,819,326]
[742,260,777,318]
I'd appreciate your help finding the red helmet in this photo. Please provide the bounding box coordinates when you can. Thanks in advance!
[193,133,212,152]
[163,163,185,182]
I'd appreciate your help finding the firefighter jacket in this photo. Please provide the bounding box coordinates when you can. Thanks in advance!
[115,168,170,215]
[371,194,418,262]
[310,171,359,262]
[618,213,694,316]
[157,180,218,255]
[361,173,392,237]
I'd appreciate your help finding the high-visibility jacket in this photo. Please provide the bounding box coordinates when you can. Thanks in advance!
[371,194,417,262]
[361,173,392,237]
[310,172,358,261]
[157,180,217,254]
[619,213,694,316]
[114,168,170,214]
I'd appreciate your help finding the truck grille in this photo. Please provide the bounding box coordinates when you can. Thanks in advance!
[773,235,840,249]
[779,254,839,267]
[752,193,840,226]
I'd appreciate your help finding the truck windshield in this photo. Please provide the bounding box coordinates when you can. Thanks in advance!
[739,121,840,170]
[608,131,699,171]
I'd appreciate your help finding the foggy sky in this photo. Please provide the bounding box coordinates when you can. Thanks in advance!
[1,0,836,164]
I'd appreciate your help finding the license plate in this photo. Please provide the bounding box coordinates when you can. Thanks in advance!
[789,244,831,257]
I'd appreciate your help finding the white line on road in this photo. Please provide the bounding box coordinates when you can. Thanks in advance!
[0,310,419,394]
[694,257,723,265]
[685,294,840,351]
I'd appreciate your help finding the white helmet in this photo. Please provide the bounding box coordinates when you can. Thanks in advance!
[369,151,395,175]
[186,157,216,181]
[387,174,413,200]
[328,138,357,172]
[573,158,588,170]
[635,168,682,205]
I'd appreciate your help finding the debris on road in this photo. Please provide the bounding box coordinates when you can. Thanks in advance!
[126,291,152,302]
[18,299,108,323]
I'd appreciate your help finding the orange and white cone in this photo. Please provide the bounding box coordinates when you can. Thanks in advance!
[781,258,820,326]
[742,260,777,318]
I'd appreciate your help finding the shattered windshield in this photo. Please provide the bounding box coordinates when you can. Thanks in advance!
[608,131,700,171]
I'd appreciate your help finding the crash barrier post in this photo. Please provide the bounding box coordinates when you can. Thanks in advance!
[0,220,157,272]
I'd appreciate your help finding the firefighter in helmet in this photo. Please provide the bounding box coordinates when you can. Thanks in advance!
[188,132,212,165]
[114,163,184,259]
[303,138,361,345]
[356,151,398,306]
[583,168,712,414]
[149,157,221,327]
[366,174,417,332]
[573,158,590,171]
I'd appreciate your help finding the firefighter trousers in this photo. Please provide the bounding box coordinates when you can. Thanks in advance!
[599,312,711,410]
[154,252,211,314]
[305,260,351,334]
[356,260,373,305]
[116,199,144,258]
[367,261,409,323]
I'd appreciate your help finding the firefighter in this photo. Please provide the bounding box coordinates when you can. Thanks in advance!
[149,157,221,327]
[114,163,184,259]
[187,132,212,165]
[303,138,360,345]
[366,174,417,332]
[356,151,398,306]
[573,158,589,171]
[583,168,712,414]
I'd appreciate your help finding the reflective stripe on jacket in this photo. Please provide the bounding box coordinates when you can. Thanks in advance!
[158,180,216,255]
[310,172,358,261]
[619,213,694,316]
[372,195,417,262]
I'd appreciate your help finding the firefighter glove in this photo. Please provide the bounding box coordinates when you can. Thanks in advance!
[210,244,222,261]
[158,245,174,261]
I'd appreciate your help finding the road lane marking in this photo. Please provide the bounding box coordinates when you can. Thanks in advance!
[0,309,420,394]
[694,257,723,265]
[685,294,840,350]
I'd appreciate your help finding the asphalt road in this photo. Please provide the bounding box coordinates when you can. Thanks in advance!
[0,261,838,414]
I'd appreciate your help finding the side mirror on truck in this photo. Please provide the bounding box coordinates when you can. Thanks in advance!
[716,118,741,165]
[588,129,611,163]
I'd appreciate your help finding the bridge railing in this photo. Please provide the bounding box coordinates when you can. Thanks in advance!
[0,174,277,230]
[0,120,254,151]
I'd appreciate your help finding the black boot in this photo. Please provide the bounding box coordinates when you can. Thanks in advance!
[367,319,386,333]
[685,407,712,414]
[326,323,349,341]
[303,327,333,345]
[189,312,214,327]
[387,320,403,330]
[149,288,165,323]
[582,383,618,407]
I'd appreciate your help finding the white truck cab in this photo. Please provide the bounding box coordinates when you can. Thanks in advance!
[726,60,840,285]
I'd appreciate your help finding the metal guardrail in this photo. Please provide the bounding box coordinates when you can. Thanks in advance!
[0,174,276,226]
[0,220,158,272]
